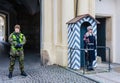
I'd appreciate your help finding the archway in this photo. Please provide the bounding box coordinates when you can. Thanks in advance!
[0,0,42,69]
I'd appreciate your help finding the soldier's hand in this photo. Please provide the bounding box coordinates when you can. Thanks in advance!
[85,49,88,53]
[18,44,23,47]
[15,44,23,48]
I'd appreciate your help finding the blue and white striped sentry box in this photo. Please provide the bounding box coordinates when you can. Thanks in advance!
[66,14,99,70]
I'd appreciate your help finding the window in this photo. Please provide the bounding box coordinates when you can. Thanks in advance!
[0,16,5,41]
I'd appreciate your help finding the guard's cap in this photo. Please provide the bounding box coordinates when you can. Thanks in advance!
[14,24,20,29]
[87,26,93,31]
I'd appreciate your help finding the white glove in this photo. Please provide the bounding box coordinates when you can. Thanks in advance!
[85,49,88,52]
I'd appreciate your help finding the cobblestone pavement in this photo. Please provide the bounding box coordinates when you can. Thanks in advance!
[0,65,98,83]
[0,53,97,83]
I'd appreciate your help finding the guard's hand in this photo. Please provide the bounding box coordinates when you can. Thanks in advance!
[94,47,96,50]
[85,49,88,52]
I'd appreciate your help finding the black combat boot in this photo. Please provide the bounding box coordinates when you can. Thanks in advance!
[87,66,94,71]
[21,71,27,76]
[8,72,12,78]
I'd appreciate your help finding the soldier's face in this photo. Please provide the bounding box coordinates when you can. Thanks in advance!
[89,29,92,33]
[15,28,20,33]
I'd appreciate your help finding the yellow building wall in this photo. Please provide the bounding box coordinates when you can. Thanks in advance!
[42,0,95,66]
[78,0,95,16]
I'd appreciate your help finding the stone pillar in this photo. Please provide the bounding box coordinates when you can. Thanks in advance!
[89,0,95,16]
[42,0,75,66]
[78,0,95,16]
[61,0,74,66]
[42,0,55,64]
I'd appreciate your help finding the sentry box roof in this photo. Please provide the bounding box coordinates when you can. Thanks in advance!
[66,14,100,24]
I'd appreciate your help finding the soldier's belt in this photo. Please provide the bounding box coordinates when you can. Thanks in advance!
[88,43,94,45]
[11,46,23,51]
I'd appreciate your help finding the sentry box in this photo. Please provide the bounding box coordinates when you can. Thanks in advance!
[66,14,99,70]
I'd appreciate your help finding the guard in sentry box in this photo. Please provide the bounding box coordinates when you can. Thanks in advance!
[83,26,96,71]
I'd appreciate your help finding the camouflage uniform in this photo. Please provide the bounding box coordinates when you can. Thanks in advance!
[9,32,26,72]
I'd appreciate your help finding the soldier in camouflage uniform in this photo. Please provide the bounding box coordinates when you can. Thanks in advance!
[8,24,27,78]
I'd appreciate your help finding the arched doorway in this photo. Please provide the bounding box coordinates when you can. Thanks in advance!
[0,0,42,69]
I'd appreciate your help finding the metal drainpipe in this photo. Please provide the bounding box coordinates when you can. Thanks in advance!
[75,0,78,17]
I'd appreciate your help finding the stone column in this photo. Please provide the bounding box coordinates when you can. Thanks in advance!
[42,0,75,66]
[89,0,95,16]
[61,0,74,66]
[78,0,95,16]
[42,0,55,64]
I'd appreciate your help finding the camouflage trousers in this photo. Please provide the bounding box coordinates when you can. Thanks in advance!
[9,50,24,72]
